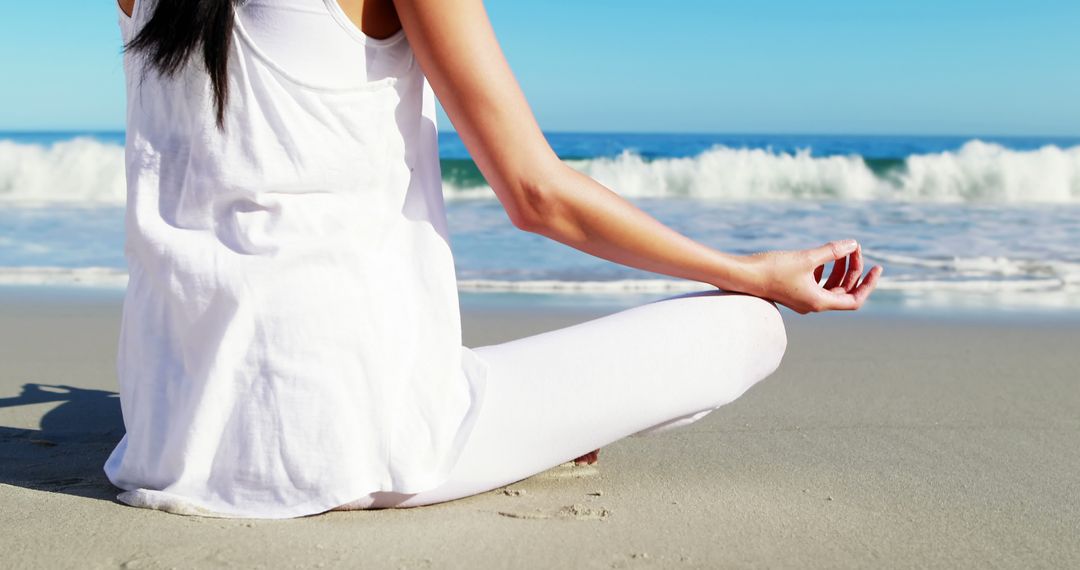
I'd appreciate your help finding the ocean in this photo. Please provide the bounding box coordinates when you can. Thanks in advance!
[2,131,1079,312]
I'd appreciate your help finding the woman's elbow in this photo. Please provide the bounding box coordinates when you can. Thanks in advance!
[506,175,562,234]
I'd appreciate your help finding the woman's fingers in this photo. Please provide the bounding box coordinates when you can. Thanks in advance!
[814,289,859,311]
[841,244,863,291]
[812,264,883,311]
[771,242,881,314]
[823,255,848,289]
[852,265,883,304]
[808,239,858,290]
[808,239,858,267]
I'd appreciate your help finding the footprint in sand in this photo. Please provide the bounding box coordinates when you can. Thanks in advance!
[558,503,611,520]
[496,503,611,521]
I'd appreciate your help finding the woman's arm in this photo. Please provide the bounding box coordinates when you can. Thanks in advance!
[394,0,881,313]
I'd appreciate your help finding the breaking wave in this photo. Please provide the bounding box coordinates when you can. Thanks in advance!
[3,138,1080,204]
[0,138,127,204]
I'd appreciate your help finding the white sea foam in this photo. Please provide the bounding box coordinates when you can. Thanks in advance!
[459,276,1078,295]
[456,278,716,294]
[568,148,882,200]
[0,138,126,204]
[867,252,1080,285]
[3,264,1077,296]
[2,138,1079,204]
[0,266,129,287]
[897,141,1080,202]
[445,141,1080,202]
[567,140,1080,202]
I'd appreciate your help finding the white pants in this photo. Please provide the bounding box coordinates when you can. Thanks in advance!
[334,291,787,510]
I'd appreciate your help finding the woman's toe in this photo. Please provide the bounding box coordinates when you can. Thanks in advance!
[573,449,600,465]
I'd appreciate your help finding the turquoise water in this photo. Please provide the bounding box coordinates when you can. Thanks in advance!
[2,131,1079,311]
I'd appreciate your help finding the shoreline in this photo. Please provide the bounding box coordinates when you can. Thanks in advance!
[5,282,1080,323]
[1,287,1078,567]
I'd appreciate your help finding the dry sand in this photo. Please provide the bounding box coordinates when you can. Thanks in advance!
[1,287,1078,569]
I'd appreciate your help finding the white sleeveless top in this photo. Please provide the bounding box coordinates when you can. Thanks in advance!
[104,0,488,519]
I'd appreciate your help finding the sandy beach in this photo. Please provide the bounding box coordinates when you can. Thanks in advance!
[1,286,1077,569]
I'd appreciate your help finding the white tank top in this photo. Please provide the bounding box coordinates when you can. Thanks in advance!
[105,0,488,519]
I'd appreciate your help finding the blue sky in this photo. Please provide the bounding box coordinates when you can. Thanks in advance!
[1,0,1077,135]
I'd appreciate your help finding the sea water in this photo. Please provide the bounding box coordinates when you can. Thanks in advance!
[2,131,1079,312]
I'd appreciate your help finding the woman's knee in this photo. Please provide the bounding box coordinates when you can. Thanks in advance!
[746,296,787,379]
[689,293,787,402]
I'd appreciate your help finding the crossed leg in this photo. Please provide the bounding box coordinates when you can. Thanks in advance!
[333,291,787,510]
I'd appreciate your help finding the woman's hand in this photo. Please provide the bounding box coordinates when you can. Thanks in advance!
[746,239,883,314]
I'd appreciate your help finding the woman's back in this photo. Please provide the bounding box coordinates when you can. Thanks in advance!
[105,0,487,519]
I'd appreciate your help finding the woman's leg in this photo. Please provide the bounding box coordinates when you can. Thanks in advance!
[338,291,787,510]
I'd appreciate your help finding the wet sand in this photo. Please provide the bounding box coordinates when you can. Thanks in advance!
[1,287,1078,568]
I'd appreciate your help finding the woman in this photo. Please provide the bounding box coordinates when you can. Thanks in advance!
[106,0,882,519]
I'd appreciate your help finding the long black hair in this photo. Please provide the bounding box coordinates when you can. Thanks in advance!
[125,0,243,128]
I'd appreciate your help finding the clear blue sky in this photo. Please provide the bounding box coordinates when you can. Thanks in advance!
[1,0,1078,135]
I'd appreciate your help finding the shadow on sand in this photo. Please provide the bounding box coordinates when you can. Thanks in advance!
[0,383,124,501]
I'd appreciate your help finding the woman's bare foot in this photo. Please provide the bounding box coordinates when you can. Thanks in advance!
[573,449,600,465]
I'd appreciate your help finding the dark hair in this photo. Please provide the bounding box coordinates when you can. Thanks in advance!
[125,0,242,129]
